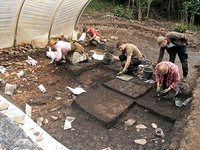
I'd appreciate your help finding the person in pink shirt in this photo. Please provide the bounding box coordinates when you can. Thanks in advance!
[83,27,101,46]
[49,39,84,62]
[155,61,180,99]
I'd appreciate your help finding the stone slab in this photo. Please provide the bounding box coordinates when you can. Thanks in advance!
[75,85,135,127]
[65,60,101,76]
[136,89,181,121]
[103,77,152,99]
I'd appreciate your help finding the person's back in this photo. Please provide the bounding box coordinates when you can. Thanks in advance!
[165,32,188,47]
[125,44,143,60]
[55,41,71,53]
[87,27,100,37]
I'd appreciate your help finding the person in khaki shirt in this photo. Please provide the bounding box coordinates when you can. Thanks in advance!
[113,41,143,75]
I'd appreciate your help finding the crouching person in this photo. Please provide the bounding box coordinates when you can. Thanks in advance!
[83,26,101,46]
[48,39,87,64]
[155,61,180,99]
[113,41,144,76]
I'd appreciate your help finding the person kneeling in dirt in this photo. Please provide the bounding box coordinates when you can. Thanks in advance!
[155,61,180,99]
[48,39,86,64]
[83,26,101,46]
[113,41,144,76]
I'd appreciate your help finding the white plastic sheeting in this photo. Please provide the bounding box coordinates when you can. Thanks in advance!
[0,0,90,49]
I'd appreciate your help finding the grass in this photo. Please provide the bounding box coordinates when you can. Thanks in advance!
[84,0,114,15]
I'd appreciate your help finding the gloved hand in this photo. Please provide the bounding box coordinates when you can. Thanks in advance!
[117,70,125,76]
[156,86,160,93]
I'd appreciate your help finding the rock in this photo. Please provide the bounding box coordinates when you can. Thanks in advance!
[0,102,9,111]
[36,117,44,126]
[31,40,37,49]
[70,52,87,64]
[44,118,49,124]
[151,123,158,129]
[33,131,43,142]
[111,36,119,40]
[134,139,147,145]
[0,143,8,150]
[13,115,24,125]
[51,115,58,121]
[0,78,6,84]
[125,118,136,126]
[136,124,147,129]
[55,97,62,100]
[103,147,112,150]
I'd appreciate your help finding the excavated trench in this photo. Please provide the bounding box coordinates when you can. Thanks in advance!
[0,15,199,149]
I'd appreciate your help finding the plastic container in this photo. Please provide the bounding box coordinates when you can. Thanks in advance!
[174,97,183,107]
[102,52,113,65]
[98,42,106,50]
[143,67,153,79]
[182,97,192,106]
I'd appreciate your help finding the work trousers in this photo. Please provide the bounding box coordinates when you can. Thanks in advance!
[166,46,188,77]
[119,54,142,72]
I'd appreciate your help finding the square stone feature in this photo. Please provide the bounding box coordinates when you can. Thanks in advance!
[75,85,135,127]
[103,77,152,99]
[136,89,181,121]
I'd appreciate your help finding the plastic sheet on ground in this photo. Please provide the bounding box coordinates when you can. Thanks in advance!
[64,116,75,130]
[66,86,86,95]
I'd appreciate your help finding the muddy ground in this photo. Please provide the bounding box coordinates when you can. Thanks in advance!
[0,14,200,150]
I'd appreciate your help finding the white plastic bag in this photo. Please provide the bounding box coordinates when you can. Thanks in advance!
[25,56,38,66]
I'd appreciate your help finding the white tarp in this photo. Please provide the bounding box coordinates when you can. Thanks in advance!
[0,0,24,48]
[50,0,89,38]
[0,0,90,49]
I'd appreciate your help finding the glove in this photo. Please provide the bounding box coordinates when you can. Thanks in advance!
[117,70,125,76]
[156,86,160,93]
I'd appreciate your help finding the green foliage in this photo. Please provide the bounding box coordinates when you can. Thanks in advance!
[114,5,124,17]
[114,5,133,19]
[173,23,188,33]
[84,0,114,14]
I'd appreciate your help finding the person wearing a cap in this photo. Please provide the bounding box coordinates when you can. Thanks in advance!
[155,61,180,99]
[157,31,188,82]
[113,41,144,75]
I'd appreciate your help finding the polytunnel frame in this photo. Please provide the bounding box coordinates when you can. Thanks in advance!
[12,0,91,48]
[14,0,26,47]
[48,0,91,40]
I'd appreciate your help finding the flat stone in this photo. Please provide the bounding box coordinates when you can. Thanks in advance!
[0,102,9,111]
[65,60,101,76]
[103,77,152,99]
[75,85,135,128]
[13,115,25,125]
[136,89,181,121]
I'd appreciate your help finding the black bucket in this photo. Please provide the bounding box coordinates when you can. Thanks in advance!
[143,67,153,79]
[102,52,113,65]
[98,42,106,50]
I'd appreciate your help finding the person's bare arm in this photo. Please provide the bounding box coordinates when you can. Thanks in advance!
[123,56,131,71]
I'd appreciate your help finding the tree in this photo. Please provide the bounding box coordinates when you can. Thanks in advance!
[181,0,200,27]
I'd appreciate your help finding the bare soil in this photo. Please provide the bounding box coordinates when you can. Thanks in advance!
[0,14,200,150]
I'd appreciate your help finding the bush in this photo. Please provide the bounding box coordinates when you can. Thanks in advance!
[114,5,133,19]
[174,23,188,33]
[114,5,124,17]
